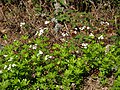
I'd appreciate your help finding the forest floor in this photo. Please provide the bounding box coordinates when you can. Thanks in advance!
[0,1,120,90]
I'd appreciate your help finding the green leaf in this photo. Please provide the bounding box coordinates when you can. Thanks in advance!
[64,70,72,77]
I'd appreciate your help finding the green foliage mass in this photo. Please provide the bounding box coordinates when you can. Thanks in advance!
[0,35,120,89]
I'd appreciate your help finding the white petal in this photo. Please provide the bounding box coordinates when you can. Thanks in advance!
[20,22,25,27]
[8,64,11,70]
[89,33,94,37]
[45,21,50,24]
[8,57,13,61]
[39,50,43,55]
[98,35,104,40]
[87,26,90,30]
[74,31,77,34]
[3,55,8,57]
[0,70,2,74]
[12,64,16,67]
[4,65,7,69]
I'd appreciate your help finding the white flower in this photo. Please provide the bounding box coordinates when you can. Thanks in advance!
[45,21,50,24]
[20,22,25,27]
[0,70,2,74]
[105,22,109,26]
[45,55,49,60]
[39,28,44,36]
[51,18,58,23]
[14,39,17,41]
[56,85,59,87]
[82,43,88,49]
[4,65,7,69]
[74,31,77,34]
[3,55,8,57]
[76,50,79,53]
[32,44,37,49]
[45,55,52,60]
[74,28,77,30]
[89,33,94,37]
[98,35,104,40]
[100,21,109,26]
[30,44,38,49]
[79,27,82,30]
[62,32,69,37]
[8,64,11,70]
[37,50,43,56]
[8,57,13,61]
[39,50,43,55]
[84,46,88,49]
[41,13,46,17]
[60,86,63,89]
[71,83,76,87]
[86,26,90,30]
[35,31,39,36]
[29,45,32,48]
[49,56,52,59]
[100,21,104,25]
[82,43,88,47]
[62,33,66,37]
[79,26,86,30]
[12,64,16,67]
[36,88,40,90]
[35,28,44,36]
[66,33,69,36]
[82,26,86,30]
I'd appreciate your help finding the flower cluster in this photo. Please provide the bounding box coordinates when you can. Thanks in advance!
[29,44,37,49]
[20,22,25,27]
[61,32,69,37]
[82,43,88,49]
[37,50,43,57]
[35,28,44,36]
[98,35,104,40]
[89,33,94,38]
[45,55,52,60]
[100,21,109,26]
[79,26,90,31]
[45,21,50,25]
[4,64,16,71]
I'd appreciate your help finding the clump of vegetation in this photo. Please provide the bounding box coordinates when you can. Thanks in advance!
[0,34,120,89]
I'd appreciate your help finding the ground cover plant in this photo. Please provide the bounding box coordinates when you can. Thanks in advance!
[0,0,120,89]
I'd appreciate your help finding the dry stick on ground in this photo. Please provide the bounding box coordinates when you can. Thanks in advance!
[90,0,102,20]
[22,0,32,21]
[115,15,119,30]
[0,5,4,21]
[0,4,7,21]
[64,22,69,31]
